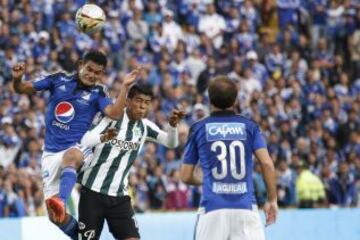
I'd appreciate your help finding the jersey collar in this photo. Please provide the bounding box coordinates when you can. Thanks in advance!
[210,110,236,116]
[74,74,95,91]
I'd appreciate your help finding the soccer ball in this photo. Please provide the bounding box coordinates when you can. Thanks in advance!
[75,4,106,34]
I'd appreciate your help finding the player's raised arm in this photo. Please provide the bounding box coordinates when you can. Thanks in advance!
[12,63,36,94]
[145,109,185,148]
[103,67,141,120]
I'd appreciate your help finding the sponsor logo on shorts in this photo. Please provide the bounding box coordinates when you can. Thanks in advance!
[206,123,246,141]
[84,230,96,240]
[78,221,86,230]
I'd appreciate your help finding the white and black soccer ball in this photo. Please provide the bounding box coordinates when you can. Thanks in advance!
[75,4,106,34]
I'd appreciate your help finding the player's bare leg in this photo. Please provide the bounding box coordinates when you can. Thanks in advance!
[47,148,84,224]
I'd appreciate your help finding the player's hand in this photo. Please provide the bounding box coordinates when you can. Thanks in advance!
[123,66,142,88]
[100,128,118,142]
[263,200,278,227]
[169,109,186,127]
[12,63,26,80]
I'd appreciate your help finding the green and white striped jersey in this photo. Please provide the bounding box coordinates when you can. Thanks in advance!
[78,112,178,197]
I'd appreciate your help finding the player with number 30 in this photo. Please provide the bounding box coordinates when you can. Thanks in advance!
[181,76,278,240]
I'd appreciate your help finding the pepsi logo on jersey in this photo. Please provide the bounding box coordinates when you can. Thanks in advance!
[54,101,75,124]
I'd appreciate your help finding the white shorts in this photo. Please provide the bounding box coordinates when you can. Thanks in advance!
[41,144,93,200]
[195,208,265,240]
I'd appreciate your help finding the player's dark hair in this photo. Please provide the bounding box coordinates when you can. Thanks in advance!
[128,84,154,99]
[208,75,238,109]
[83,50,107,67]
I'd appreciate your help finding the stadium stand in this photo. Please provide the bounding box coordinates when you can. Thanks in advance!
[0,0,359,218]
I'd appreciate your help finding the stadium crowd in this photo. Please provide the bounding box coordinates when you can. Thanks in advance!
[0,0,360,217]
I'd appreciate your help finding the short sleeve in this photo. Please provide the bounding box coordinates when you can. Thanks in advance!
[98,96,112,113]
[146,121,161,141]
[32,74,57,91]
[252,125,267,152]
[183,126,199,165]
[96,85,113,114]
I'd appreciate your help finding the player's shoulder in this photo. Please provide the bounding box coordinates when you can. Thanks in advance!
[189,117,208,133]
[48,71,74,81]
[92,83,110,96]
[234,114,258,125]
[142,118,159,130]
[233,114,260,129]
[208,112,259,130]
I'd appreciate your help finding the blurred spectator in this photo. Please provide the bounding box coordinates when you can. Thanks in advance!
[277,159,296,207]
[296,161,326,208]
[162,9,183,52]
[0,117,21,168]
[165,170,189,210]
[147,165,167,209]
[126,8,149,42]
[198,3,226,49]
[0,177,9,217]
[164,149,181,175]
[329,161,358,207]
[196,56,218,94]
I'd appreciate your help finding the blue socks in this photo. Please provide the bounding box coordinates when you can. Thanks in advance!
[59,167,77,203]
[59,215,78,240]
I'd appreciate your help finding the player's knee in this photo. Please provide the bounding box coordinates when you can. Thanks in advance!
[63,148,83,168]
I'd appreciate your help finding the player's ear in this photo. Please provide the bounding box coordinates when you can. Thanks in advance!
[125,98,131,106]
[78,60,84,70]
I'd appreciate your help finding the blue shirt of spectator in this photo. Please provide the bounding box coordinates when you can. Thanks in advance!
[329,163,358,206]
[277,0,300,28]
[0,189,7,217]
[310,0,328,26]
[236,32,257,55]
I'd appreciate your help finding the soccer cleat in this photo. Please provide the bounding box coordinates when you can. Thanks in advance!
[47,197,66,223]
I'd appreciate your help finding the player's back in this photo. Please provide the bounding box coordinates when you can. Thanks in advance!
[185,110,266,213]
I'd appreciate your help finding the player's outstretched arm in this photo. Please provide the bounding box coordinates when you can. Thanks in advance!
[104,67,141,120]
[12,63,36,94]
[255,148,278,226]
[145,109,185,148]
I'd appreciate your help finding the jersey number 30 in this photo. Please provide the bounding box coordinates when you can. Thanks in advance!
[211,140,245,180]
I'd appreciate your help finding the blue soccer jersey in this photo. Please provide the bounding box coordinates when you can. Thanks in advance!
[183,110,267,213]
[32,72,112,152]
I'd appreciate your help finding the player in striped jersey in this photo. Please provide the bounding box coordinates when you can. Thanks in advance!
[77,84,185,240]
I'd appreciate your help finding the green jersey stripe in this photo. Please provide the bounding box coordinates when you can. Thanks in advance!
[147,125,159,139]
[99,121,135,194]
[77,170,84,183]
[117,121,144,195]
[78,122,112,184]
[84,119,123,189]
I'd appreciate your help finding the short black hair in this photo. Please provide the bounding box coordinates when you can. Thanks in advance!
[208,75,237,109]
[128,84,154,99]
[83,50,107,67]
